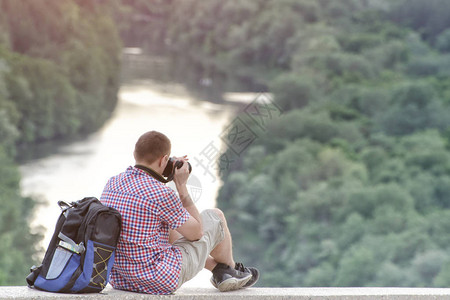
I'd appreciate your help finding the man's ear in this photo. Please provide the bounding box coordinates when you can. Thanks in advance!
[159,155,169,168]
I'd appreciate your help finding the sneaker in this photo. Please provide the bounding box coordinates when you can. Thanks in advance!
[235,262,259,288]
[210,263,252,292]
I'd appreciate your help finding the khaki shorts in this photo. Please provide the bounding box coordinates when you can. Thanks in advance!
[174,209,225,288]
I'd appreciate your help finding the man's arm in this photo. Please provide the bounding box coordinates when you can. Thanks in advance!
[173,159,203,241]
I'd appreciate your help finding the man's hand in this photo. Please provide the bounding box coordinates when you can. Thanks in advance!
[171,155,203,240]
[173,156,192,207]
[173,156,190,188]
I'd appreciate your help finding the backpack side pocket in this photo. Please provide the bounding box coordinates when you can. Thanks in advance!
[34,249,81,292]
[46,247,73,280]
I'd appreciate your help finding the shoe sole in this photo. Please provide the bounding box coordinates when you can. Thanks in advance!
[243,270,260,288]
[216,274,252,292]
[210,276,255,290]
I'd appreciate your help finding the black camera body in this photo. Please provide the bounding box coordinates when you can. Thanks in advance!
[162,157,192,181]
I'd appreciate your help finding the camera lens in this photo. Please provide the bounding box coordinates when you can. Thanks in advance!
[162,157,192,178]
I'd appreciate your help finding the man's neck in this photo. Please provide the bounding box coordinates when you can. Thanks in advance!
[134,164,168,183]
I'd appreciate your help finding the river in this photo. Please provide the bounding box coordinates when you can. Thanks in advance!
[19,78,254,288]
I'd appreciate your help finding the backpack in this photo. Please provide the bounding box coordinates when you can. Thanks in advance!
[26,197,122,293]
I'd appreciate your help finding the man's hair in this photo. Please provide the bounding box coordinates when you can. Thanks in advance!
[134,131,171,164]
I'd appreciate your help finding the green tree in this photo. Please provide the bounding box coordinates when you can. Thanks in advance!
[270,73,319,110]
[375,82,450,136]
[0,147,41,285]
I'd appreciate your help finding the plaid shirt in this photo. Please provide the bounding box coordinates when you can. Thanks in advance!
[100,166,189,294]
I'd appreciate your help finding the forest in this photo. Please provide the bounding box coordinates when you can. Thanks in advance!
[3,0,450,288]
[206,0,450,287]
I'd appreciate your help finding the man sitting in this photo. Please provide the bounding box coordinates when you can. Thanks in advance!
[100,130,259,294]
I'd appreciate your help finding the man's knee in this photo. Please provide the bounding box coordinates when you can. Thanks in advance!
[213,208,225,219]
[207,208,226,223]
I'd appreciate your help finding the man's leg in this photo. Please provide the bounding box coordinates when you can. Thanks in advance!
[172,209,256,291]
[171,208,235,270]
[205,208,235,270]
[205,256,217,271]
[207,209,260,290]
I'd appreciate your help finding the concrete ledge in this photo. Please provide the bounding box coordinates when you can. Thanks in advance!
[2,286,450,300]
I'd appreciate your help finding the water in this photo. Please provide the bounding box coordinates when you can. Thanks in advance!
[19,79,240,288]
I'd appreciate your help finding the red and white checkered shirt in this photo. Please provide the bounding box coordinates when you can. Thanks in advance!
[100,166,189,294]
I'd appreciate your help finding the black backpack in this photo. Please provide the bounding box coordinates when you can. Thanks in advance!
[26,197,122,293]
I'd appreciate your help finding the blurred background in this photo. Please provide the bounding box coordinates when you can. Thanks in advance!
[2,0,450,288]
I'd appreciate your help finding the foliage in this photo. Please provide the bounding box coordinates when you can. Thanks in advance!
[0,147,41,285]
[0,0,121,145]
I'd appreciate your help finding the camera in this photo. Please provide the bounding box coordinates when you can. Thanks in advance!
[162,157,192,181]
